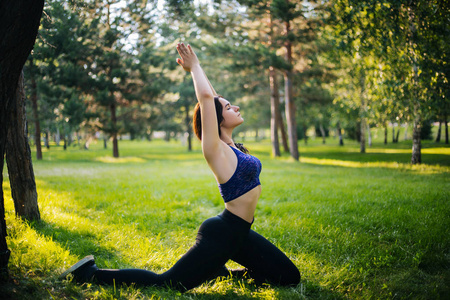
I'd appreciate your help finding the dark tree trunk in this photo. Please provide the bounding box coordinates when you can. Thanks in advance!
[184,102,192,151]
[395,128,400,143]
[0,0,44,280]
[360,117,366,153]
[435,121,441,142]
[278,104,289,153]
[445,115,449,144]
[444,115,448,144]
[103,137,107,149]
[6,71,40,221]
[284,17,299,161]
[412,117,421,164]
[392,125,396,143]
[269,66,280,157]
[384,125,388,144]
[110,102,119,158]
[359,70,366,153]
[29,57,42,160]
[45,130,50,149]
[268,11,280,157]
[337,122,344,146]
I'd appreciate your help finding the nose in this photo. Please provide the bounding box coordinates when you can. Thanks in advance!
[233,105,240,112]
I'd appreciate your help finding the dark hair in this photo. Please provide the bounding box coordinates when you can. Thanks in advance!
[193,96,249,154]
[193,96,223,141]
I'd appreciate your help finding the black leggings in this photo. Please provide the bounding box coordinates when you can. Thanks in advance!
[94,209,300,291]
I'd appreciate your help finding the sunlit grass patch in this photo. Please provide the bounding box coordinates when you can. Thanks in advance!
[300,157,450,174]
[95,156,147,163]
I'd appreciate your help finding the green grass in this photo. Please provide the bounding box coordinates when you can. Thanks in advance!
[1,137,449,299]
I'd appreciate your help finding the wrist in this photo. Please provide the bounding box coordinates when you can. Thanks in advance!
[190,63,202,73]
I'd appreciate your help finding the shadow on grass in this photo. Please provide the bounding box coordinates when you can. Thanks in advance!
[30,220,121,265]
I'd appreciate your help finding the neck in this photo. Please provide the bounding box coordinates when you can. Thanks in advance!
[220,127,234,145]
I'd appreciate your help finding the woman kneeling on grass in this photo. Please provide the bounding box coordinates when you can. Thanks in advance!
[60,43,300,291]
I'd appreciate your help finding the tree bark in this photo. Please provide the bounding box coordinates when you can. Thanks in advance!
[319,124,326,144]
[284,18,299,160]
[269,66,281,157]
[409,5,422,164]
[278,108,289,152]
[110,102,119,158]
[384,124,388,144]
[360,117,366,153]
[435,121,441,142]
[392,124,396,143]
[337,122,344,146]
[445,115,448,144]
[6,71,40,221]
[411,112,421,164]
[0,0,45,280]
[267,8,281,157]
[184,102,192,151]
[359,71,366,153]
[29,57,42,160]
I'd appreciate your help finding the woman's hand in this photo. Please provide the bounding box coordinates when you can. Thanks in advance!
[176,43,200,72]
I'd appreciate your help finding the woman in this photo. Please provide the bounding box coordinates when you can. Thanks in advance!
[60,43,300,291]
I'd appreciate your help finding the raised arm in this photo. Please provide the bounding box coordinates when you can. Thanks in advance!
[176,43,222,158]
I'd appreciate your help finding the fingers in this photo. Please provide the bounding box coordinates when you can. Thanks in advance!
[177,43,189,56]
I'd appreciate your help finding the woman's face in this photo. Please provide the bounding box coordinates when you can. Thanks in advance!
[219,97,244,129]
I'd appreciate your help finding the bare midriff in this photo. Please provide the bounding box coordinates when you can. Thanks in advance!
[224,185,261,223]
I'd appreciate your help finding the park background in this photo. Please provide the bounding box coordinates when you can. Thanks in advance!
[1,0,449,299]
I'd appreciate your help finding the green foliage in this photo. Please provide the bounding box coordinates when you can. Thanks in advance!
[2,140,449,299]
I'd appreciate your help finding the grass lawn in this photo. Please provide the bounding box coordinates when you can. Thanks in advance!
[1,137,449,299]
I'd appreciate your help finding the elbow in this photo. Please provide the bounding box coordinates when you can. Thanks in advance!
[196,91,214,102]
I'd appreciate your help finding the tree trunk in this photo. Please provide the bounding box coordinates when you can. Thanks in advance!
[435,121,441,142]
[269,66,281,157]
[360,117,366,153]
[284,18,299,161]
[384,124,388,144]
[45,129,50,149]
[392,124,396,143]
[110,102,119,158]
[412,113,421,164]
[184,102,192,151]
[268,9,280,157]
[6,71,40,221]
[337,122,344,146]
[0,0,45,280]
[409,5,422,164]
[360,77,366,153]
[319,124,326,144]
[395,128,400,143]
[302,122,308,145]
[29,57,42,160]
[278,108,289,152]
[445,115,449,144]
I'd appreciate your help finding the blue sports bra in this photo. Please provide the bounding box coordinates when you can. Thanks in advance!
[218,146,262,203]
